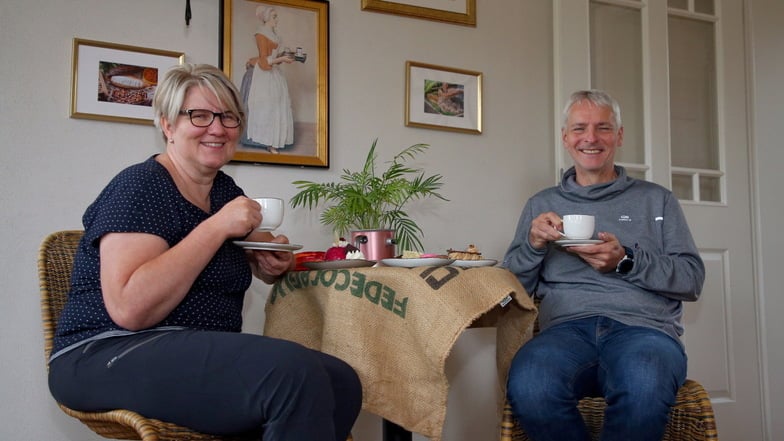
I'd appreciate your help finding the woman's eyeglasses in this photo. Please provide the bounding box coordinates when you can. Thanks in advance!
[179,109,241,128]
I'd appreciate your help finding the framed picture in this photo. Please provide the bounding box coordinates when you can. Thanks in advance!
[222,0,329,167]
[361,0,476,26]
[70,38,184,125]
[405,61,482,135]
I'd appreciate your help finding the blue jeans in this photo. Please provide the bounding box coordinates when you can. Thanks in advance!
[506,316,686,441]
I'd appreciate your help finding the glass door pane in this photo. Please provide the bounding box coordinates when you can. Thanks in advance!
[669,16,717,170]
[589,2,644,166]
[668,13,721,202]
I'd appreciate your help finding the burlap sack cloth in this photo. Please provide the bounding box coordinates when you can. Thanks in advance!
[263,265,537,440]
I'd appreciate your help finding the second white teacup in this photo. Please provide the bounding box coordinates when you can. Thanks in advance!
[254,197,284,231]
[562,214,595,239]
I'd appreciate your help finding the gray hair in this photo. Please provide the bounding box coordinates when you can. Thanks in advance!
[152,63,246,141]
[561,89,622,131]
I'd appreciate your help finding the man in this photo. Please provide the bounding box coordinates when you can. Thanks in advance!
[502,89,705,441]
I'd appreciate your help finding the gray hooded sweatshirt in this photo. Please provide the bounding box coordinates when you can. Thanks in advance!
[503,166,705,344]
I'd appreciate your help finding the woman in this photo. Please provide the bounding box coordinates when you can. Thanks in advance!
[244,5,295,154]
[48,63,362,441]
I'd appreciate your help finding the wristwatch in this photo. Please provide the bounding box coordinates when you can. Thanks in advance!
[616,246,635,274]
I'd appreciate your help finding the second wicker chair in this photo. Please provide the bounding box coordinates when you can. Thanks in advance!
[499,297,718,441]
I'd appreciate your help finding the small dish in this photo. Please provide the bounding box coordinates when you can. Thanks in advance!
[380,257,455,268]
[294,251,326,271]
[451,259,498,268]
[302,259,376,270]
[554,239,603,247]
[232,241,303,252]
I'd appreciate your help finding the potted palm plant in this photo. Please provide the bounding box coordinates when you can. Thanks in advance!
[289,139,448,253]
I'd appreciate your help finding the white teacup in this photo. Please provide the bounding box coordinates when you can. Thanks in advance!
[254,197,284,231]
[562,214,595,239]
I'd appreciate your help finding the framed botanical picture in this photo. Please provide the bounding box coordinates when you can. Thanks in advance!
[70,38,184,125]
[405,61,482,135]
[361,0,476,26]
[222,0,329,167]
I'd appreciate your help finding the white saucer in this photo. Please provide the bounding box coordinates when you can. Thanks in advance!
[302,259,376,270]
[381,257,455,268]
[554,239,603,247]
[451,259,498,268]
[232,241,303,252]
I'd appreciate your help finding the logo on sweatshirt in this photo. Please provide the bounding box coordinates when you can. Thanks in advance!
[619,215,632,222]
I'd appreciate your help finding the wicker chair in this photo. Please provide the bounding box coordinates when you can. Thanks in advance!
[499,298,718,441]
[38,230,353,441]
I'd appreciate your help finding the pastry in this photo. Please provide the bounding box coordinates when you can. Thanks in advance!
[447,244,482,260]
[325,246,348,261]
[325,238,365,261]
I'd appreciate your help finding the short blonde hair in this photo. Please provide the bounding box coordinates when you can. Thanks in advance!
[152,63,246,141]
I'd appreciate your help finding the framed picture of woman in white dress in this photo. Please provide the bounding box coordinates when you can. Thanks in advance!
[222,0,329,167]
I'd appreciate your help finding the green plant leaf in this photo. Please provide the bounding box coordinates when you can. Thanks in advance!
[289,138,448,252]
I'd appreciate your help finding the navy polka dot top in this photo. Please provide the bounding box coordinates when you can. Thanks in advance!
[52,156,252,355]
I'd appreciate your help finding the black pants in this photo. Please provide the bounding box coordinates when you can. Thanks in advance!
[49,330,362,441]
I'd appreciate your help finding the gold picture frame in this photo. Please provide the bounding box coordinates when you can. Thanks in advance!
[70,38,184,125]
[361,0,476,26]
[405,61,482,135]
[222,0,329,167]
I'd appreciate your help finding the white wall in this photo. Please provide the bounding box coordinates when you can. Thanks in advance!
[749,1,784,439]
[0,0,780,440]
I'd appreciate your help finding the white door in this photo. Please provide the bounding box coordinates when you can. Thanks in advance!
[553,1,765,439]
